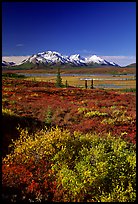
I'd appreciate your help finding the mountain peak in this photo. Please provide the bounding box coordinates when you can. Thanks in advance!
[2,51,120,67]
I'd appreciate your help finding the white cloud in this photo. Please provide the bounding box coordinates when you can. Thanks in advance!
[100,56,136,66]
[2,56,30,64]
[80,49,93,54]
[75,49,95,55]
[16,44,24,47]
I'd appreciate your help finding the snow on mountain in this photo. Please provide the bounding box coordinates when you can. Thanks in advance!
[17,51,120,67]
[69,54,86,65]
[85,55,108,65]
[2,60,16,66]
[109,61,119,66]
[25,51,70,65]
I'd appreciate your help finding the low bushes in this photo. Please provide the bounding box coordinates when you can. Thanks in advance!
[2,77,136,143]
[2,73,26,78]
[2,127,136,202]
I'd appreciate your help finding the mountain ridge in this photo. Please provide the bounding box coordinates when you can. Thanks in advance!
[2,51,120,67]
[124,63,136,68]
[2,60,16,66]
[21,51,120,67]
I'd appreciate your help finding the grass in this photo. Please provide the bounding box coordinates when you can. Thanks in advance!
[2,66,136,74]
[23,75,136,89]
[120,88,136,92]
[3,62,35,70]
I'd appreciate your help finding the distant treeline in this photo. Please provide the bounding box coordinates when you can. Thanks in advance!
[2,73,26,78]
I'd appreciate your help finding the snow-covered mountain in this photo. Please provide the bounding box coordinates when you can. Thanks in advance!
[2,51,120,67]
[109,61,120,66]
[22,51,70,65]
[68,54,87,66]
[22,51,119,67]
[2,60,16,66]
[85,55,110,65]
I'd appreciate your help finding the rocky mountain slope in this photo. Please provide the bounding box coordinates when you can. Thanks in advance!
[2,51,120,67]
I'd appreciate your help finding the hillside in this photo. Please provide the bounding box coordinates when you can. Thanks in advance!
[124,63,136,68]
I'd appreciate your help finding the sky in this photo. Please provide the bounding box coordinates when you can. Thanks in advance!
[2,2,136,66]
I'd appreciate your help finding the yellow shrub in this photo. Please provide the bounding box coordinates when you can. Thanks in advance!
[2,108,17,116]
[3,126,72,165]
[3,127,136,202]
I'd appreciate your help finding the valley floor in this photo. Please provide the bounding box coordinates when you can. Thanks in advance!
[2,77,136,155]
[2,76,136,202]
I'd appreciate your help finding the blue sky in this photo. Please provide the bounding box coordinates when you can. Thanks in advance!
[2,2,136,66]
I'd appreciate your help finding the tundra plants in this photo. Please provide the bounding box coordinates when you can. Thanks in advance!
[2,127,136,202]
[2,77,136,143]
[101,109,132,126]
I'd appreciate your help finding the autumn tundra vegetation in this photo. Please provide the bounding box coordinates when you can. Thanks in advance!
[2,69,136,202]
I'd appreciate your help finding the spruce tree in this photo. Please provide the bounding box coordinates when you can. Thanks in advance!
[55,68,63,87]
[65,80,68,88]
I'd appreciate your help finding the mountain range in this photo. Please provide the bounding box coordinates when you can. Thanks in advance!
[2,61,16,67]
[2,51,120,67]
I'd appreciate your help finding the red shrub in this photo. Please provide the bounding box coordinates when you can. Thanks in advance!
[2,159,58,202]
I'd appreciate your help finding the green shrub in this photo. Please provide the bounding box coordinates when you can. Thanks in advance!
[52,132,136,202]
[2,108,17,117]
[78,107,88,114]
[3,127,136,202]
[101,109,132,125]
[84,110,108,118]
[2,73,26,78]
[121,88,136,93]
[44,106,53,126]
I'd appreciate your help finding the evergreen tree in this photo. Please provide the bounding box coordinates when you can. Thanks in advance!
[55,68,63,87]
[65,80,68,88]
